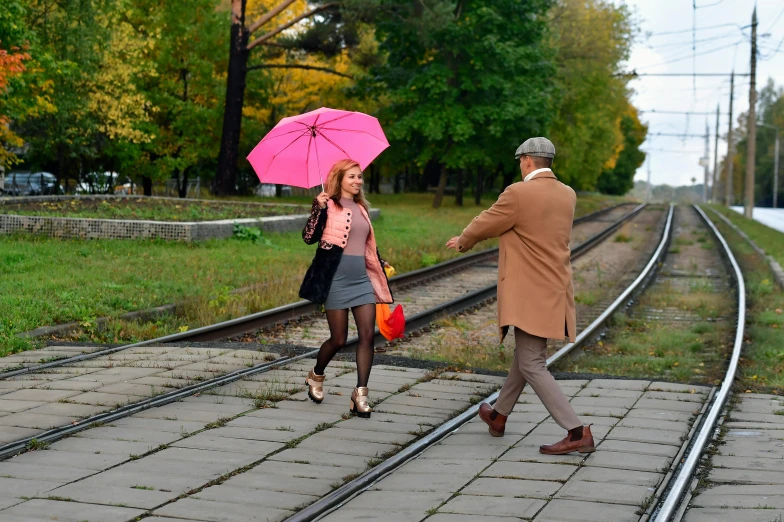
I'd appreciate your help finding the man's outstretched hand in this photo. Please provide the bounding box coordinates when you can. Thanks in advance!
[445,236,460,251]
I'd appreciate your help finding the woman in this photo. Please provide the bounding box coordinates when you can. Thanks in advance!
[299,159,393,418]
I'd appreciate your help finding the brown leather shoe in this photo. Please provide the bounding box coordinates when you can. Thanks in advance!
[478,403,507,437]
[539,424,595,455]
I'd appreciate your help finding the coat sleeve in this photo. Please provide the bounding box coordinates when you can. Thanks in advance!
[302,199,327,245]
[457,186,518,252]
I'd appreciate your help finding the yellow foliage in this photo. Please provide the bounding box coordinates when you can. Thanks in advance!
[88,12,157,143]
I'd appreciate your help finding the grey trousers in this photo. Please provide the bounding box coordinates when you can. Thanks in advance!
[494,328,582,430]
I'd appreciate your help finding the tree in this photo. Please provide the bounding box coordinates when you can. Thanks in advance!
[0,0,54,171]
[213,0,357,195]
[365,0,554,208]
[734,79,784,207]
[548,0,637,190]
[596,106,647,195]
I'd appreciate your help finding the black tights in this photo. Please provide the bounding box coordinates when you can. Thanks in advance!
[313,303,376,387]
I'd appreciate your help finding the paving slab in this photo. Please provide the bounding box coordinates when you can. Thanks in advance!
[154,498,292,522]
[372,471,472,493]
[0,498,145,522]
[226,471,335,497]
[47,482,174,509]
[535,498,640,521]
[461,477,562,498]
[683,508,784,522]
[571,466,663,487]
[583,450,672,473]
[555,479,654,506]
[440,494,546,519]
[191,484,319,511]
[483,461,577,481]
[692,485,784,509]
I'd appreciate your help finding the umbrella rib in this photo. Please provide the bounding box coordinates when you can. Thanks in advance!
[315,128,354,161]
[313,113,354,128]
[262,128,311,179]
[318,127,389,145]
[259,127,314,143]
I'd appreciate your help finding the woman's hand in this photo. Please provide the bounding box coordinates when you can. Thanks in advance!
[316,192,330,209]
[383,260,391,269]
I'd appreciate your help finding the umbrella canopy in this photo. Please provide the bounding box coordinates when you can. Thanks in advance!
[247,107,390,189]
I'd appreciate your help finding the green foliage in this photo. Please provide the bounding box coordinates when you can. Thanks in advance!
[549,0,640,190]
[597,109,648,195]
[367,0,554,172]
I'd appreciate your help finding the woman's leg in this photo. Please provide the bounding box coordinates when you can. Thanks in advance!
[351,303,376,387]
[314,309,349,375]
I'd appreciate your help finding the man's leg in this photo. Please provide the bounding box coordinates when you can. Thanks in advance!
[515,327,581,430]
[478,337,527,436]
[493,346,527,416]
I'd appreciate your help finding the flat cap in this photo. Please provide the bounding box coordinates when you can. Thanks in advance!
[515,137,556,160]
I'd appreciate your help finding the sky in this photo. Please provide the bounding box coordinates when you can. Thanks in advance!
[617,0,784,188]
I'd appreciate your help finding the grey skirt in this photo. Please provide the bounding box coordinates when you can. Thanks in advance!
[325,254,376,310]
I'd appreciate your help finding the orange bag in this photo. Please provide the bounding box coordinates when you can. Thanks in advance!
[376,304,406,340]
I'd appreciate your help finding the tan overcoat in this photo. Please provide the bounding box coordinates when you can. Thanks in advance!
[457,171,576,342]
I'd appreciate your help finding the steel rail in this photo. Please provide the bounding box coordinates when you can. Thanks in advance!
[650,205,746,522]
[1,203,633,381]
[284,204,674,522]
[0,204,646,461]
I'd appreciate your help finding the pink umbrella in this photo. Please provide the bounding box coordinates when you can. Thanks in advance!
[247,107,390,190]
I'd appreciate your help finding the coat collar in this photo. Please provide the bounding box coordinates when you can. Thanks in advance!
[524,169,556,182]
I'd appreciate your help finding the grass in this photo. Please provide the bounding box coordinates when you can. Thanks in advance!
[704,206,784,391]
[0,197,308,222]
[1,192,628,353]
[708,204,784,269]
[555,209,736,383]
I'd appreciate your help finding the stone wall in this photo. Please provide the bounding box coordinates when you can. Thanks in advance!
[0,208,381,241]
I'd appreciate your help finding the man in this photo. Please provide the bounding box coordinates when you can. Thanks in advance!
[445,137,594,455]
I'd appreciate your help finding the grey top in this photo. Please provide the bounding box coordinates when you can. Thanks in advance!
[515,137,556,160]
[341,198,369,256]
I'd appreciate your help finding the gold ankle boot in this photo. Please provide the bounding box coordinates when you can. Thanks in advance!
[306,368,325,403]
[350,387,372,418]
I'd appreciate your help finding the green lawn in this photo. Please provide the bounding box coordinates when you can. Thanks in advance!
[0,192,629,353]
[703,205,784,392]
[708,204,784,268]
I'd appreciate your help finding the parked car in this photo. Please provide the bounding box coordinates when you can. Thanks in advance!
[75,172,134,195]
[3,171,58,196]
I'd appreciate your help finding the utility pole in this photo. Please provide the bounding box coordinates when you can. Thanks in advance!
[744,6,758,219]
[646,156,652,203]
[775,133,780,208]
[712,104,720,202]
[703,120,710,202]
[725,71,735,206]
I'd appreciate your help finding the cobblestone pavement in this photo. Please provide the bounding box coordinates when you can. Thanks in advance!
[683,393,784,522]
[0,347,280,444]
[0,360,502,521]
[315,379,712,522]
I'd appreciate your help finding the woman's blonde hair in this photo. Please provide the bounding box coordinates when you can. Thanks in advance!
[325,159,370,211]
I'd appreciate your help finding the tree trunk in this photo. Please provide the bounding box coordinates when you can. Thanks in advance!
[474,168,483,205]
[372,163,381,193]
[142,176,152,196]
[177,167,190,198]
[432,165,447,209]
[394,166,404,194]
[57,144,66,194]
[214,0,249,196]
[502,169,515,189]
[455,168,464,206]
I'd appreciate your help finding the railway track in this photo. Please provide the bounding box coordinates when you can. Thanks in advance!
[0,202,753,522]
[280,203,748,522]
[0,202,643,460]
